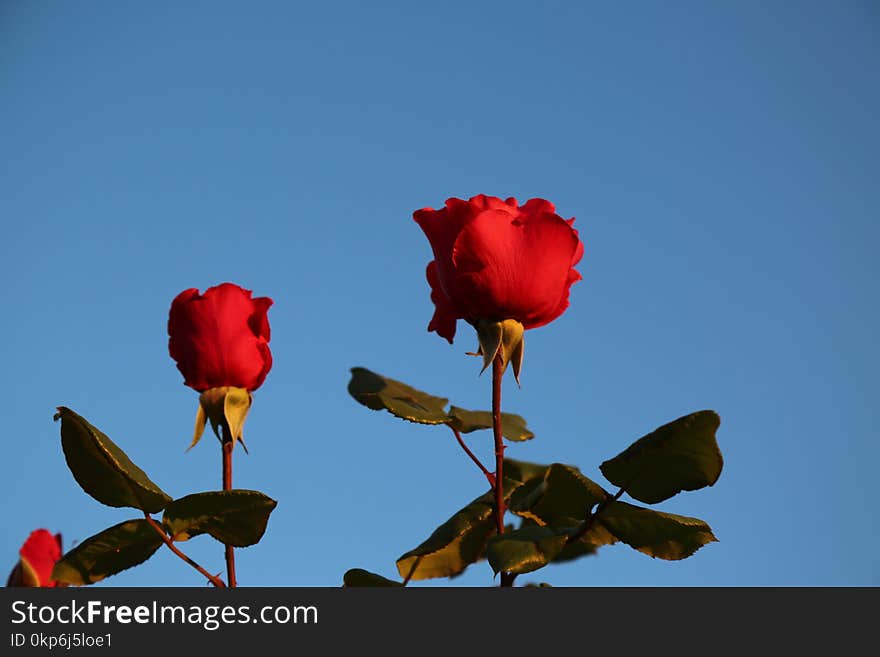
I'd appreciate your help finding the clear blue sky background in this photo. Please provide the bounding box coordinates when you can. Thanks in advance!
[2,1,877,587]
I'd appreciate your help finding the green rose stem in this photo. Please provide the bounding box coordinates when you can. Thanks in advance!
[143,514,226,588]
[221,422,237,587]
[492,352,516,588]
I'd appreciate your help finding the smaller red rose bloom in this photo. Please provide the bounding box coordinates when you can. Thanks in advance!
[414,194,583,343]
[7,529,62,587]
[168,283,273,392]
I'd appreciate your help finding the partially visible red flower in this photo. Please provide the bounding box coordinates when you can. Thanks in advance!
[168,283,273,392]
[414,195,583,343]
[6,529,62,587]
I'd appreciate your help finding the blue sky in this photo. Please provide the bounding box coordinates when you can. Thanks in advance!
[2,0,877,587]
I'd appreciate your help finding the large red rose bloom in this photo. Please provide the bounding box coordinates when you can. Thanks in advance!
[168,283,273,392]
[414,195,583,343]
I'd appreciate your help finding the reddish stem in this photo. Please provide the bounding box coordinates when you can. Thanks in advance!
[143,514,226,588]
[492,352,515,587]
[222,426,237,587]
[450,426,495,487]
[568,487,626,544]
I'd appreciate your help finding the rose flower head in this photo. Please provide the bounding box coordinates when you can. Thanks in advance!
[414,195,583,381]
[168,282,273,392]
[6,529,63,587]
[168,282,273,450]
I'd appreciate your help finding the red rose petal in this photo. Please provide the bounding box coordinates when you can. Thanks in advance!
[17,529,62,587]
[425,261,459,343]
[168,283,273,392]
[414,195,583,341]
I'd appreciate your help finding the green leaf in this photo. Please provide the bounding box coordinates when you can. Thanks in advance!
[504,463,620,568]
[508,463,609,526]
[551,537,599,563]
[448,406,534,442]
[162,490,277,547]
[597,501,717,560]
[600,410,723,504]
[486,526,572,575]
[395,476,533,581]
[503,458,550,485]
[55,407,172,513]
[51,520,163,586]
[396,489,497,581]
[554,520,619,562]
[342,569,404,587]
[388,460,559,580]
[348,367,450,425]
[348,369,537,444]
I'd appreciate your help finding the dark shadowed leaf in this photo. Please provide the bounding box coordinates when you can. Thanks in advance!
[486,526,572,575]
[342,569,404,587]
[348,369,537,444]
[597,501,717,560]
[396,489,497,581]
[55,407,172,513]
[554,522,618,563]
[600,410,723,504]
[448,406,534,442]
[162,490,277,547]
[551,538,599,563]
[509,463,609,526]
[503,458,550,485]
[347,367,450,425]
[52,520,163,586]
[395,476,530,581]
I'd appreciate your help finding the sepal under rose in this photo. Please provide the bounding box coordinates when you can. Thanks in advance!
[414,195,583,346]
[468,319,525,384]
[189,386,253,452]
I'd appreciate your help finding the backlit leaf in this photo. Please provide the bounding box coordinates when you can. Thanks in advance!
[348,368,449,425]
[600,410,722,504]
[503,458,550,485]
[348,369,536,443]
[55,407,171,513]
[597,501,717,560]
[343,569,403,587]
[162,490,277,547]
[52,520,163,586]
[551,520,618,563]
[448,406,534,442]
[486,526,571,575]
[395,476,531,581]
[396,489,497,581]
[508,463,609,526]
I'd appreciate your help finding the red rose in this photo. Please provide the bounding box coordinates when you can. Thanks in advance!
[414,195,583,343]
[6,529,62,587]
[168,283,273,392]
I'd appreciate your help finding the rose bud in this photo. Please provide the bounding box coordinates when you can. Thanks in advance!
[6,529,63,587]
[414,195,583,381]
[168,282,273,450]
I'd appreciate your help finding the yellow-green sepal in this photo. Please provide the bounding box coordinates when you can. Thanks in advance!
[188,401,209,451]
[471,319,525,384]
[190,386,253,452]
